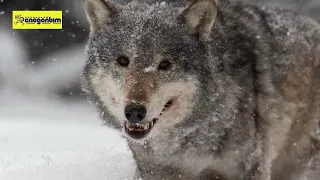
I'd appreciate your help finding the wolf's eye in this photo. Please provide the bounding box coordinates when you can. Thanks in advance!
[117,56,130,67]
[158,60,172,70]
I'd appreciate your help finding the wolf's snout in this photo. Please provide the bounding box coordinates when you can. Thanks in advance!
[124,103,147,123]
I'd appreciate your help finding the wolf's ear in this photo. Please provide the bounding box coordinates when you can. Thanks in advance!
[83,0,118,32]
[179,0,218,42]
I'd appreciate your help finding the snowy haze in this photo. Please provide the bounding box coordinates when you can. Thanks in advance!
[0,27,135,180]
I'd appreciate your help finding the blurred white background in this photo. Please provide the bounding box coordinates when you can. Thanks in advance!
[0,25,136,180]
[0,0,319,179]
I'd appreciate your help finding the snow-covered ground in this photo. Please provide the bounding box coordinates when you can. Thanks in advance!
[0,27,135,180]
[0,95,136,180]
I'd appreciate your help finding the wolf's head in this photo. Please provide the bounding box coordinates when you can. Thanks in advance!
[81,0,219,141]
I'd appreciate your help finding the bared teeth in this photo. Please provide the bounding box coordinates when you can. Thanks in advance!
[125,100,169,136]
[125,122,130,129]
[124,119,158,138]
[125,122,149,132]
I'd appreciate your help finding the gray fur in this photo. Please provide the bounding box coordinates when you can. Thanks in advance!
[81,0,320,179]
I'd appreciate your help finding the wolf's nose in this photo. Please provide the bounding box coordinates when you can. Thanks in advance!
[124,103,147,123]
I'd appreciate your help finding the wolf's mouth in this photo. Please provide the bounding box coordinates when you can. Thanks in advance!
[124,118,158,139]
[124,99,173,139]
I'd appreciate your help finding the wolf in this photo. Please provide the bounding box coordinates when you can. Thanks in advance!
[81,0,320,179]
